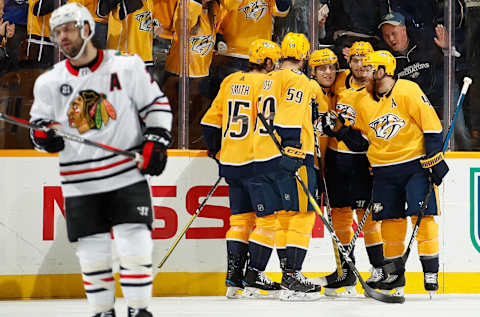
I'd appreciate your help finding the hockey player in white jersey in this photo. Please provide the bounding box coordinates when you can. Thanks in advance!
[29,3,172,317]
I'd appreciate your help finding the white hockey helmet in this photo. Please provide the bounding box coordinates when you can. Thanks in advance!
[49,3,95,59]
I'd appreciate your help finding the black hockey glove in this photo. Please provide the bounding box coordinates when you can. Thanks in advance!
[139,128,171,176]
[30,119,65,153]
[311,100,320,124]
[279,140,305,176]
[420,152,449,186]
[321,110,345,137]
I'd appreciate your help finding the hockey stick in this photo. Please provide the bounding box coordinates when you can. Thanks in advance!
[383,77,473,275]
[258,112,404,303]
[157,176,223,269]
[0,113,143,164]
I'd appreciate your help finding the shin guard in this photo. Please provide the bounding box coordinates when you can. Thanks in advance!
[248,214,278,271]
[381,218,407,268]
[285,212,316,270]
[412,215,439,273]
[332,207,354,245]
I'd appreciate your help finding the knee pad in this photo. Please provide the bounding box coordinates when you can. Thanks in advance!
[412,216,439,257]
[286,211,316,249]
[226,212,255,243]
[332,207,354,244]
[275,210,295,249]
[356,208,382,247]
[249,214,278,248]
[381,218,407,259]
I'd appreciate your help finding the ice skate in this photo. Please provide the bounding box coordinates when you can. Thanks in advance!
[424,272,439,299]
[280,270,322,301]
[366,266,384,289]
[310,269,340,286]
[323,265,357,297]
[128,307,153,317]
[376,273,405,297]
[92,309,115,317]
[242,267,281,299]
[225,254,245,299]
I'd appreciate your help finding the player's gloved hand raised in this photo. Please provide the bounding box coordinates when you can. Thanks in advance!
[30,119,65,153]
[311,100,320,124]
[420,152,449,186]
[279,140,306,175]
[138,128,171,176]
[321,110,345,137]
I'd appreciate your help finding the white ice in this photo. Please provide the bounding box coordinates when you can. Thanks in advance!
[0,295,479,317]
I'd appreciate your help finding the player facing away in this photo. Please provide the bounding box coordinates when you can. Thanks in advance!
[29,3,172,316]
[252,32,320,301]
[322,50,448,297]
[201,39,282,299]
[320,42,385,296]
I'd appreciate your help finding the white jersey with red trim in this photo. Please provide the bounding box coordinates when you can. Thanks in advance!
[30,49,172,197]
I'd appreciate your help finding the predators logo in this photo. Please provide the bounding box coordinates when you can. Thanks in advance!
[335,103,356,125]
[369,113,405,140]
[190,34,214,56]
[136,10,153,32]
[239,1,268,21]
[67,90,117,134]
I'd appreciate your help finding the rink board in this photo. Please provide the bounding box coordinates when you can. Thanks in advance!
[1,150,480,299]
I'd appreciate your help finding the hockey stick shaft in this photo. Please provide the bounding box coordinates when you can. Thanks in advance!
[346,205,371,255]
[0,113,143,163]
[258,113,404,303]
[157,176,223,269]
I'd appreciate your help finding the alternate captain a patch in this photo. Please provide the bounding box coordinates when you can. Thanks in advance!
[67,90,117,133]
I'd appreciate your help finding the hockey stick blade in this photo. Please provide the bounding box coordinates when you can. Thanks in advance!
[257,113,404,303]
[0,112,143,164]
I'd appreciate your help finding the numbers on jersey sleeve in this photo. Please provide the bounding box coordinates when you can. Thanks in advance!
[286,88,304,104]
[224,100,251,139]
[255,95,277,135]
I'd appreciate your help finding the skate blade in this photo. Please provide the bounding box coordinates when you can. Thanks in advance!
[379,287,405,297]
[324,286,358,297]
[428,291,437,300]
[226,287,243,299]
[279,289,322,302]
[242,287,279,299]
[308,276,328,286]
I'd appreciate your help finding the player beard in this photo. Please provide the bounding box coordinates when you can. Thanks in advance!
[61,37,84,58]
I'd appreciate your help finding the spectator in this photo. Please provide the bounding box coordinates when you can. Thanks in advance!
[1,0,28,73]
[68,0,109,49]
[151,0,175,84]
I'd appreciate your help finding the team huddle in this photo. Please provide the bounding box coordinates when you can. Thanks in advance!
[201,33,449,301]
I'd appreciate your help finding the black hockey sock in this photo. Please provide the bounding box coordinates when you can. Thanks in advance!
[366,244,385,268]
[248,241,273,271]
[227,240,249,260]
[420,256,439,273]
[276,248,287,270]
[286,246,307,271]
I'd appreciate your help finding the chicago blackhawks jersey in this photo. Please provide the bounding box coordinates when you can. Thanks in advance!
[165,0,220,77]
[353,79,442,167]
[106,0,154,65]
[201,71,265,178]
[254,68,314,172]
[218,0,290,58]
[30,50,172,197]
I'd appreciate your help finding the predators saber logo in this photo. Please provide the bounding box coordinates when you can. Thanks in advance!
[239,1,268,21]
[190,34,214,56]
[369,113,405,140]
[136,11,153,32]
[335,103,356,125]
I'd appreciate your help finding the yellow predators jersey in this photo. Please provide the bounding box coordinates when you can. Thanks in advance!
[254,68,314,170]
[152,0,176,40]
[218,0,290,58]
[201,72,265,178]
[353,79,442,167]
[68,0,108,23]
[165,0,220,77]
[332,70,365,95]
[329,87,369,154]
[106,0,154,65]
[310,79,334,168]
[28,0,52,42]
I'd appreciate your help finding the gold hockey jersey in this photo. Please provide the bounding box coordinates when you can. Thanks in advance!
[152,0,176,40]
[353,79,442,167]
[68,0,108,23]
[106,0,154,65]
[332,69,364,95]
[218,0,290,58]
[201,71,265,178]
[254,68,314,170]
[28,0,53,42]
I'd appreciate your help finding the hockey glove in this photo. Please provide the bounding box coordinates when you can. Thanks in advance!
[279,140,306,175]
[311,100,320,124]
[30,119,64,153]
[321,110,345,137]
[138,128,171,176]
[420,152,449,186]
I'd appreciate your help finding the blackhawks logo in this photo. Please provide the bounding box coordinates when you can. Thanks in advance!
[67,90,117,134]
